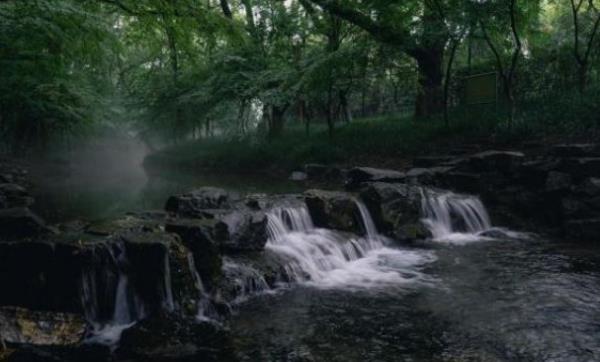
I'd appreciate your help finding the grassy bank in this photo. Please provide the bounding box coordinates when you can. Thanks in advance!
[144,108,599,175]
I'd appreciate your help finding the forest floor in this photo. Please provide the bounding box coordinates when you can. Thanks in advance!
[144,114,597,177]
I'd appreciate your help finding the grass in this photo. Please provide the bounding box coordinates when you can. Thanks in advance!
[144,87,600,175]
[145,113,504,174]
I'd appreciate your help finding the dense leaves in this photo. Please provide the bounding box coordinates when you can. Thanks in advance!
[0,0,599,152]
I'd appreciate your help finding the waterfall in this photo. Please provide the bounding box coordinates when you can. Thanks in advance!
[265,201,434,289]
[163,253,175,312]
[222,258,271,303]
[187,253,218,321]
[82,242,146,346]
[421,190,497,244]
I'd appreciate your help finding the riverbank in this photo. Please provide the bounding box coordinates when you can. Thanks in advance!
[143,115,598,176]
[1,141,600,361]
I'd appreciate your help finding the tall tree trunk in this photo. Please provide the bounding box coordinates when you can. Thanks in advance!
[444,37,461,127]
[339,90,352,123]
[219,0,232,18]
[268,105,287,139]
[414,48,444,118]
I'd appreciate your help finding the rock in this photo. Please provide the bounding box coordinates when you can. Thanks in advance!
[461,150,525,174]
[289,171,307,181]
[551,144,598,158]
[4,343,111,362]
[518,159,560,189]
[558,157,600,181]
[0,227,195,320]
[117,316,235,362]
[346,167,405,189]
[359,183,425,241]
[545,171,572,192]
[303,164,342,182]
[440,172,482,194]
[561,197,594,220]
[119,230,188,316]
[0,184,33,208]
[304,189,363,234]
[576,178,600,196]
[219,210,268,253]
[0,306,85,346]
[0,208,50,240]
[0,240,95,314]
[412,156,455,168]
[0,173,14,183]
[405,167,453,185]
[165,219,223,291]
[165,187,233,217]
[565,218,600,241]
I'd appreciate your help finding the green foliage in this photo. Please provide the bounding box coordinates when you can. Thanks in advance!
[1,0,599,155]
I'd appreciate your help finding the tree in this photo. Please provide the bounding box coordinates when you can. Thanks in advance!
[569,0,600,91]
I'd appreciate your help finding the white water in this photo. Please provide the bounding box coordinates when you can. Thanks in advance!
[82,242,148,346]
[222,258,271,303]
[265,202,435,290]
[420,190,524,244]
[187,253,219,321]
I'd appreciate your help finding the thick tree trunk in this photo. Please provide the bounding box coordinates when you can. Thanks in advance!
[577,62,588,92]
[414,48,444,118]
[268,105,287,139]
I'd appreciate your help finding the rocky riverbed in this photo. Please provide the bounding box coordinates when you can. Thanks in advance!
[0,144,599,361]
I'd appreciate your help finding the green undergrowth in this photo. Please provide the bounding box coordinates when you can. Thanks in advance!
[145,89,600,174]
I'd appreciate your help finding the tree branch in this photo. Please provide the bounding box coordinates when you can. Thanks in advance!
[307,0,417,55]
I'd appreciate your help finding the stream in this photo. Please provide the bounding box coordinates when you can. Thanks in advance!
[25,143,600,362]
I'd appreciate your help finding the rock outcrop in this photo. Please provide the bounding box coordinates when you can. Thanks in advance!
[304,189,363,234]
[359,182,428,241]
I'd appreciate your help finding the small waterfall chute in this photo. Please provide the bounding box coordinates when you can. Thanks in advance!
[265,201,435,289]
[420,189,523,244]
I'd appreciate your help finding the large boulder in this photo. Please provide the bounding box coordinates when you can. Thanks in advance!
[304,189,363,234]
[165,219,224,291]
[0,226,196,320]
[116,316,236,362]
[359,183,427,241]
[346,167,405,189]
[0,208,50,240]
[0,241,86,314]
[165,187,234,217]
[219,210,268,253]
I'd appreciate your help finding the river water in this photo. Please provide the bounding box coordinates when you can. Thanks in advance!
[27,142,600,361]
[231,237,600,361]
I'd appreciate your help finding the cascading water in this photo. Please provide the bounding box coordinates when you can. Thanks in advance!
[222,258,271,303]
[265,201,435,289]
[82,242,145,346]
[187,253,219,321]
[420,190,524,244]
